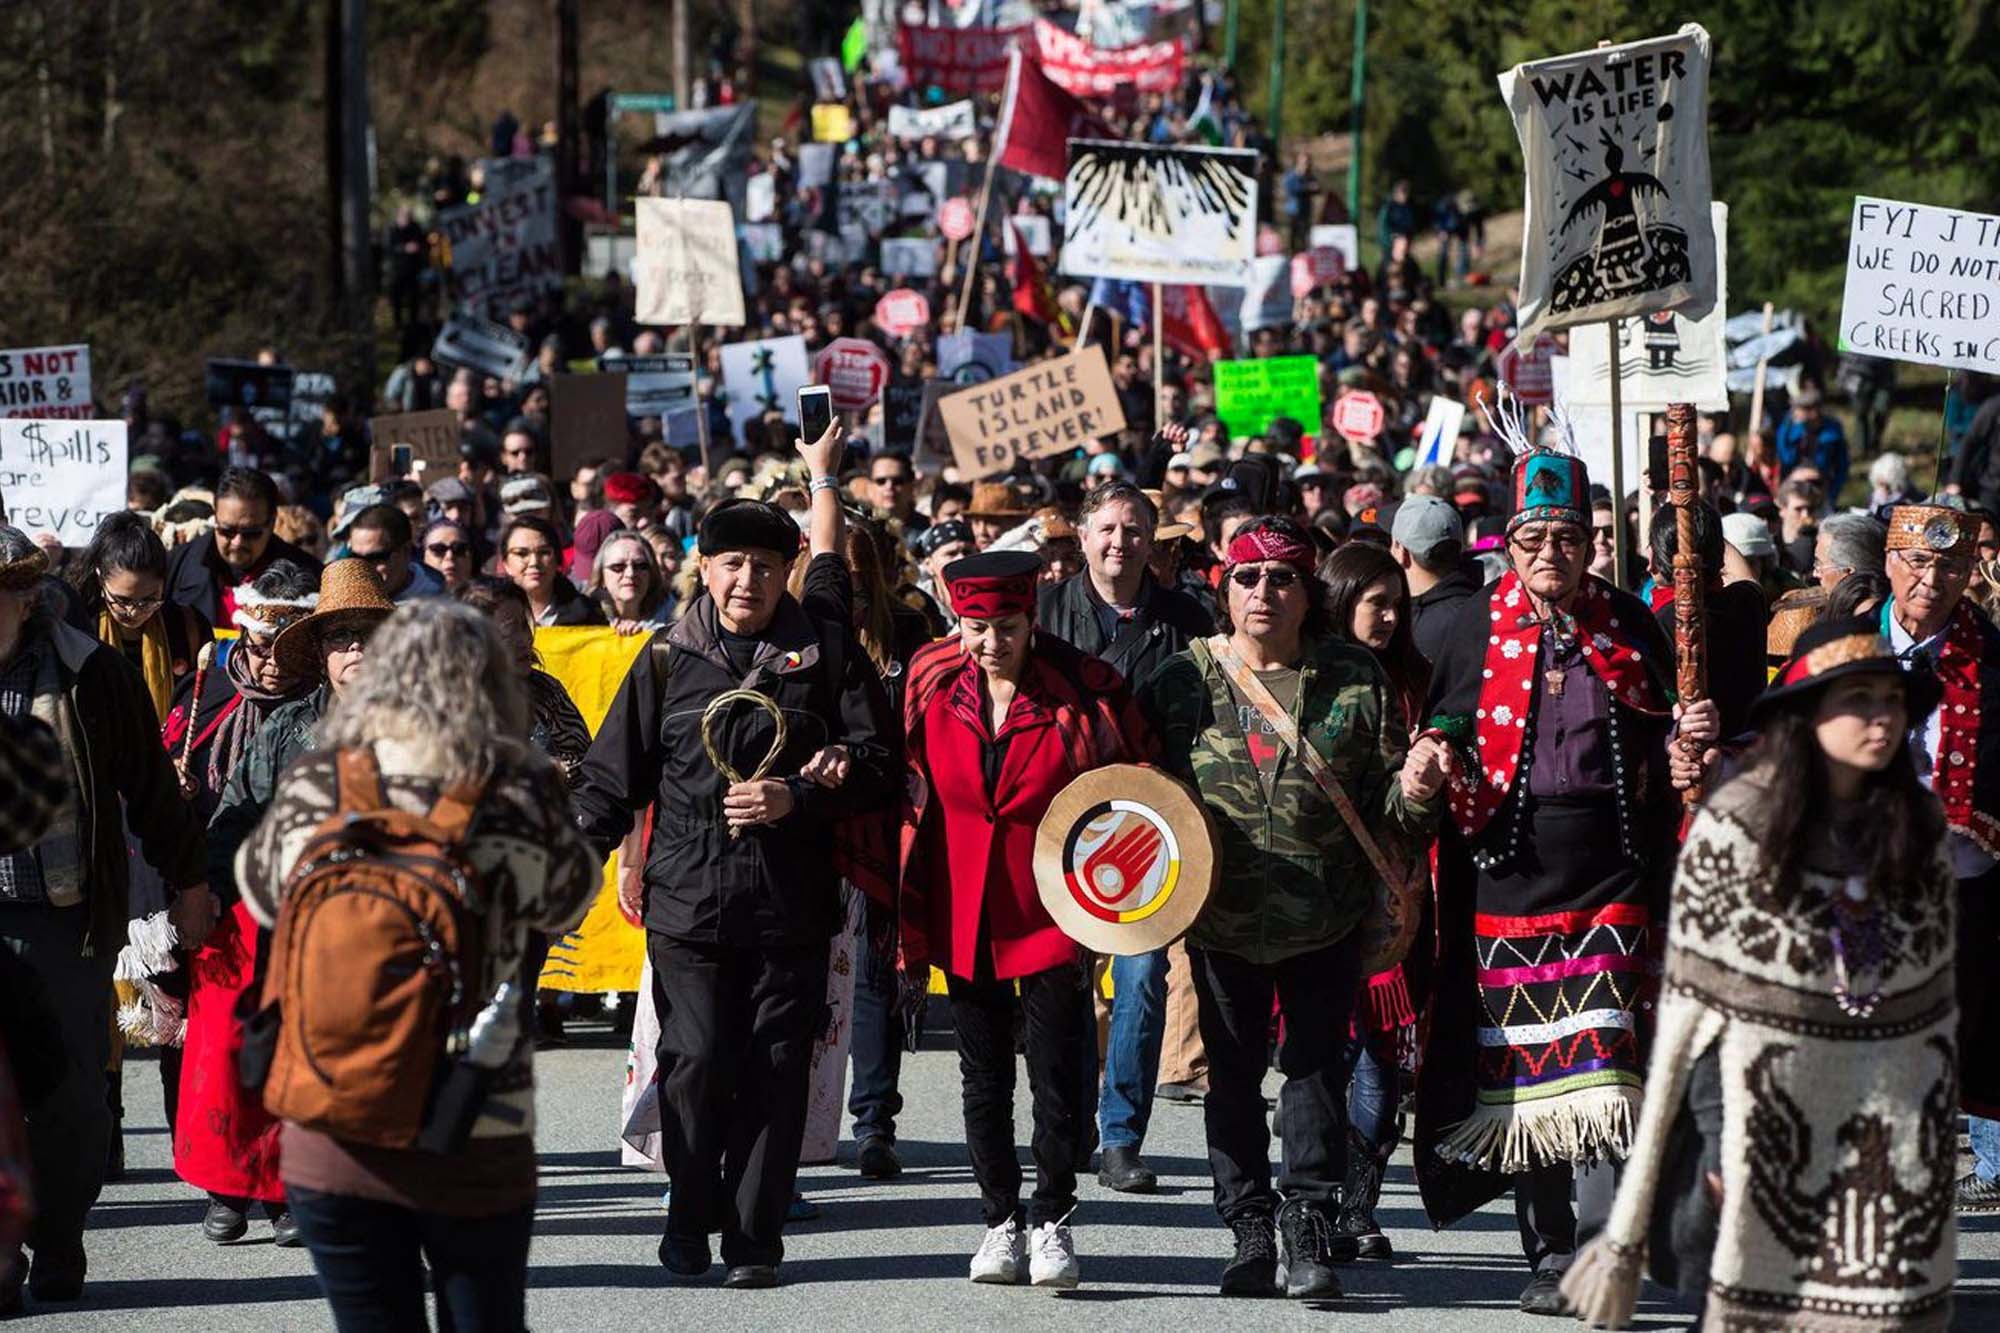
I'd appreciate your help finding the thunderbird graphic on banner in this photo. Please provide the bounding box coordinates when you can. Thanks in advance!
[1060,140,1259,288]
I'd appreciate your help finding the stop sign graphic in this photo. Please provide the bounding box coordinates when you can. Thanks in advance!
[939,197,976,242]
[1332,390,1385,443]
[874,289,931,340]
[813,337,892,414]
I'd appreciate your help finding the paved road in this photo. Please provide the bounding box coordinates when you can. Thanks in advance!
[15,1016,2000,1330]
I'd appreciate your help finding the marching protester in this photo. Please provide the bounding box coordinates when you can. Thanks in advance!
[164,468,324,627]
[419,517,479,595]
[71,513,214,721]
[500,515,606,628]
[1140,516,1446,1298]
[588,528,674,633]
[900,548,1151,1290]
[343,504,448,603]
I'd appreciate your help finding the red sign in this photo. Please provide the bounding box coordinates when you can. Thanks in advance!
[1290,247,1346,298]
[813,337,892,414]
[938,197,976,243]
[1332,390,1385,444]
[1031,20,1184,97]
[896,24,1025,95]
[1496,333,1558,407]
[874,289,932,340]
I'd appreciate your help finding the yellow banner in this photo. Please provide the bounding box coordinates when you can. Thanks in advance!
[811,102,855,143]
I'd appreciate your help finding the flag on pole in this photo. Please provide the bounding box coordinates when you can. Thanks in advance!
[1160,285,1230,362]
[840,18,868,74]
[1187,75,1223,146]
[994,48,1109,182]
[1010,221,1070,333]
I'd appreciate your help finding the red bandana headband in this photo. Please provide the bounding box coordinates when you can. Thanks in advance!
[946,573,1037,621]
[1225,528,1317,574]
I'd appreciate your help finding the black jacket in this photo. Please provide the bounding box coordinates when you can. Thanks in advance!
[1035,571,1214,693]
[165,532,325,628]
[1410,564,1484,666]
[570,555,896,947]
[539,578,608,627]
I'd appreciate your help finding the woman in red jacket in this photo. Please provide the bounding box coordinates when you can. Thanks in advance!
[899,551,1150,1295]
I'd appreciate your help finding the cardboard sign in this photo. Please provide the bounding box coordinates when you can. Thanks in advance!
[368,408,459,482]
[437,156,561,318]
[0,419,126,543]
[1060,140,1260,288]
[1839,196,2000,374]
[0,344,92,420]
[882,380,929,451]
[889,100,976,141]
[814,338,893,414]
[719,335,812,439]
[635,197,747,328]
[880,237,939,278]
[811,103,856,144]
[204,359,294,411]
[1212,356,1322,441]
[938,347,1126,478]
[433,315,532,383]
[1331,390,1385,443]
[621,354,696,418]
[550,374,630,482]
[875,289,932,339]
[1568,201,1731,410]
[1416,395,1468,468]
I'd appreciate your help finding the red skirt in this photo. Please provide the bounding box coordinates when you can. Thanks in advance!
[173,902,283,1202]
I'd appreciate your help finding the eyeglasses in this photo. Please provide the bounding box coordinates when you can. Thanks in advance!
[505,546,554,563]
[604,561,648,575]
[1229,567,1301,591]
[321,629,367,653]
[1893,551,1970,581]
[103,591,164,614]
[872,473,912,487]
[1510,528,1586,555]
[214,524,267,542]
[426,541,472,558]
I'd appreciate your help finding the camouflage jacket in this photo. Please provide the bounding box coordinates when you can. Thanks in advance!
[1138,635,1440,965]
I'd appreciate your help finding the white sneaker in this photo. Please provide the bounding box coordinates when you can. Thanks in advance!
[970,1217,1026,1284]
[1029,1221,1080,1289]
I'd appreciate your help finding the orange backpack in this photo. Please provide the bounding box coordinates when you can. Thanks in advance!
[256,747,487,1150]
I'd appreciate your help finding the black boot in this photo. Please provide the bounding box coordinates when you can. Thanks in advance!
[1096,1146,1157,1193]
[1276,1198,1343,1300]
[104,1068,125,1184]
[1337,1127,1393,1260]
[1219,1212,1279,1297]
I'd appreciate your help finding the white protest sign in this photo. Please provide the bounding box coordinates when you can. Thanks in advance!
[1839,196,2000,374]
[1550,355,1647,498]
[796,142,836,189]
[1061,141,1260,287]
[436,156,561,317]
[1307,224,1360,273]
[889,100,976,141]
[1238,255,1293,332]
[1002,215,1053,257]
[719,335,811,439]
[1416,396,1467,468]
[1567,201,1730,410]
[745,173,776,223]
[635,198,747,327]
[0,345,92,421]
[738,224,786,264]
[622,354,697,418]
[0,419,126,543]
[881,237,939,278]
[433,315,532,383]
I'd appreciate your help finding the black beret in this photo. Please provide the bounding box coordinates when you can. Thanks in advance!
[697,499,802,558]
[941,549,1042,583]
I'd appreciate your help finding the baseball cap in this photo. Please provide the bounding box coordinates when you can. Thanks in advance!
[1721,510,1776,560]
[1087,453,1127,478]
[1390,493,1466,560]
[1167,451,1196,471]
[1188,442,1226,471]
[425,476,473,506]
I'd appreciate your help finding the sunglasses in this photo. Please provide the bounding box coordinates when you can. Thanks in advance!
[872,473,912,486]
[426,541,472,558]
[1229,567,1301,591]
[214,524,267,542]
[604,561,648,575]
[349,548,399,567]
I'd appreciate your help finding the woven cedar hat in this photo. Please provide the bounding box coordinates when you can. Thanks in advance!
[270,558,396,680]
[1885,503,1978,561]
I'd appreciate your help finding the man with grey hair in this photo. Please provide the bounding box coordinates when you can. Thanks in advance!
[1812,511,1887,591]
[0,525,212,1311]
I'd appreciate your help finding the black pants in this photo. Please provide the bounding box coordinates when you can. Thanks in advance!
[846,922,904,1144]
[1515,1157,1619,1274]
[946,961,1091,1227]
[649,932,828,1267]
[1191,933,1361,1221]
[288,1185,533,1332]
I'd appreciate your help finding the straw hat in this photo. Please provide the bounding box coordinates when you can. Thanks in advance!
[1141,489,1191,542]
[966,480,1039,521]
[271,558,397,680]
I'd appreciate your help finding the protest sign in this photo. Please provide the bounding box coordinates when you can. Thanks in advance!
[719,335,811,438]
[634,197,747,328]
[881,237,939,278]
[917,379,960,459]
[738,223,786,263]
[937,330,1018,384]
[551,374,630,483]
[882,380,929,451]
[0,419,126,543]
[1416,395,1469,468]
[814,338,894,414]
[1307,224,1361,272]
[1237,255,1293,332]
[1839,196,2000,374]
[796,142,836,189]
[1496,333,1560,406]
[745,173,776,223]
[838,181,898,236]
[1569,201,1730,410]
[875,289,932,339]
[288,370,337,438]
[938,347,1126,478]
[204,359,294,411]
[939,197,976,242]
[913,159,963,212]
[889,100,976,141]
[1060,141,1259,287]
[368,408,459,482]
[1552,356,1649,499]
[649,102,758,215]
[433,315,532,383]
[621,354,696,418]
[808,56,847,103]
[1500,24,1717,349]
[437,156,561,317]
[812,103,856,143]
[1002,214,1053,257]
[1032,19,1184,97]
[0,344,92,420]
[896,23,1025,94]
[1212,356,1322,441]
[1332,390,1386,444]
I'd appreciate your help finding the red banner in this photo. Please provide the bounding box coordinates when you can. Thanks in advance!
[1031,20,1184,98]
[897,24,1026,95]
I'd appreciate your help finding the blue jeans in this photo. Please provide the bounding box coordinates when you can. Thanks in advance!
[847,926,903,1144]
[1973,1116,2000,1182]
[1344,1038,1398,1151]
[287,1185,534,1332]
[1096,948,1168,1151]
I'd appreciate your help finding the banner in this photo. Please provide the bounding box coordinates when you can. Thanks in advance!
[1060,140,1259,287]
[811,103,856,143]
[621,354,696,418]
[1213,356,1322,441]
[895,23,1025,94]
[1568,201,1730,410]
[938,346,1126,478]
[889,100,976,141]
[814,338,893,414]
[1499,24,1716,349]
[634,197,747,328]
[433,315,531,383]
[437,156,560,318]
[1839,196,2000,374]
[649,102,759,215]
[1032,19,1184,97]
[0,344,91,420]
[204,359,294,411]
[719,335,811,439]
[0,419,126,544]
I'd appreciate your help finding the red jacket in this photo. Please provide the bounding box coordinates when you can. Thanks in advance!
[899,635,1151,981]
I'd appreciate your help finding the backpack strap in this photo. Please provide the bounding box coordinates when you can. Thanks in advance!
[336,747,386,814]
[425,782,483,841]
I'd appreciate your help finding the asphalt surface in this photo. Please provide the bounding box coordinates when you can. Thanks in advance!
[14,1016,2000,1330]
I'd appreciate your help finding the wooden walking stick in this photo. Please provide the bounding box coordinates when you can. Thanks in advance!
[176,641,216,799]
[1665,401,1708,806]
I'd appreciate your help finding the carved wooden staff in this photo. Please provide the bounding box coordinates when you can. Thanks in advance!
[1666,401,1707,806]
